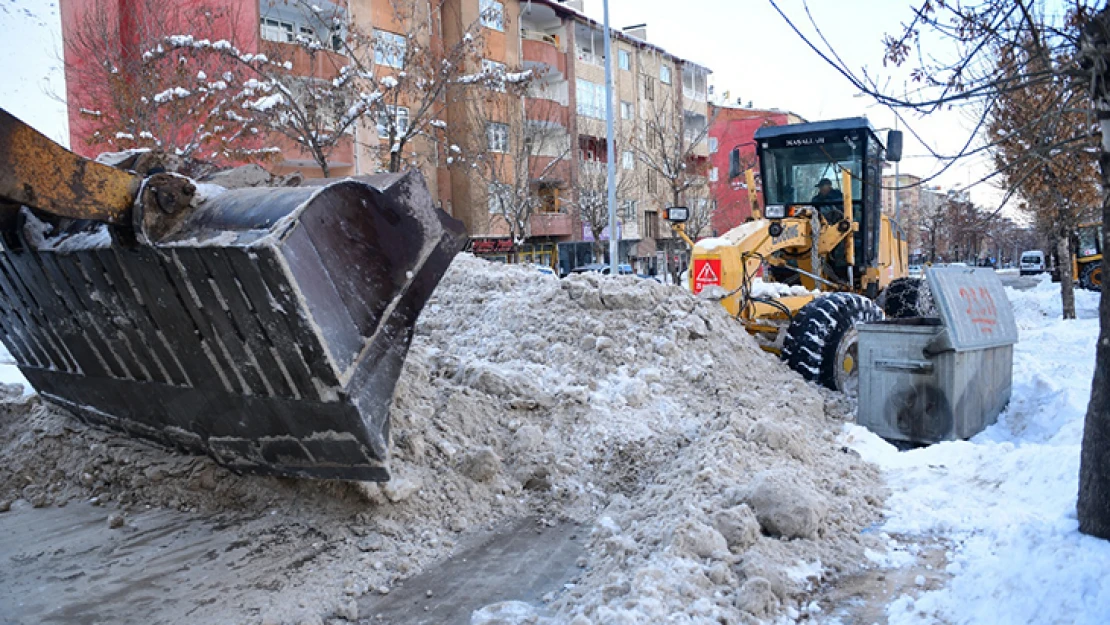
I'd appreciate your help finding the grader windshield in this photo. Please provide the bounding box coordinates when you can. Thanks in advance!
[760,138,863,208]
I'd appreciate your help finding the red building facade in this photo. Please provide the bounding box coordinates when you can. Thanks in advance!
[707,105,804,234]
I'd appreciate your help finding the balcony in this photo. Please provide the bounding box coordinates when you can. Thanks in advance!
[271,133,354,177]
[530,212,573,237]
[522,38,566,81]
[260,40,347,80]
[525,97,568,130]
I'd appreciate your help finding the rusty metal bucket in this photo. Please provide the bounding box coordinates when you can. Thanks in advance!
[0,110,466,480]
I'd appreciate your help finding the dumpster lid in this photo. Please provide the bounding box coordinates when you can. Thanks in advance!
[925,267,1018,350]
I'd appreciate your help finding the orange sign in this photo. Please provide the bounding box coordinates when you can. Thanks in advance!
[692,258,722,294]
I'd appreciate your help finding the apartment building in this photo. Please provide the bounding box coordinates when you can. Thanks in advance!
[515,0,712,275]
[60,0,359,174]
[60,0,711,274]
[707,105,805,234]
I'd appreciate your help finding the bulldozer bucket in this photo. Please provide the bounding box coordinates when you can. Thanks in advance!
[0,170,466,481]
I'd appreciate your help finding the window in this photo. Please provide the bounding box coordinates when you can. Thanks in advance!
[644,210,659,239]
[482,59,506,91]
[708,136,718,154]
[620,100,633,120]
[622,150,634,170]
[709,167,718,182]
[683,68,708,100]
[618,49,630,71]
[261,18,294,43]
[621,199,637,220]
[487,122,509,152]
[537,185,560,213]
[575,23,605,65]
[642,76,655,101]
[373,30,406,68]
[647,173,658,193]
[576,79,605,118]
[579,136,607,162]
[377,106,410,138]
[660,65,671,84]
[488,182,510,213]
[480,0,504,32]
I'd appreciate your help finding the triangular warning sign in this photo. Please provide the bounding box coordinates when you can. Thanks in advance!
[696,262,719,283]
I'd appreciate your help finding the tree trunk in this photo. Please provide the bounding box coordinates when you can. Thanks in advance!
[1077,123,1110,539]
[389,149,401,173]
[1056,229,1077,320]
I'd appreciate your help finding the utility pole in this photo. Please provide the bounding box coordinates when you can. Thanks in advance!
[894,114,901,231]
[602,0,618,275]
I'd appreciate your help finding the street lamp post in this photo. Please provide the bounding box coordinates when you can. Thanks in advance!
[894,115,901,231]
[602,0,618,275]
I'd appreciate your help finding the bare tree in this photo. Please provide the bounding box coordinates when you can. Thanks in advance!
[339,0,491,173]
[64,0,268,171]
[459,85,569,256]
[569,130,637,260]
[633,92,714,280]
[161,0,490,177]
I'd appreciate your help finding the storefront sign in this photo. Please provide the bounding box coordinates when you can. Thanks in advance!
[471,239,513,254]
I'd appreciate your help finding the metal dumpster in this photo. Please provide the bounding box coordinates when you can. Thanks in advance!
[857,267,1019,444]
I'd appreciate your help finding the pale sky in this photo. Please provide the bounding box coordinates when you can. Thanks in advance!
[584,0,1001,209]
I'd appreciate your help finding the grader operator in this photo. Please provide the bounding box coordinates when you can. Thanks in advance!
[667,117,915,393]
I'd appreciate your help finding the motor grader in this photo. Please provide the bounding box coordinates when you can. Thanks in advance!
[1074,221,1103,291]
[0,108,467,481]
[667,117,914,393]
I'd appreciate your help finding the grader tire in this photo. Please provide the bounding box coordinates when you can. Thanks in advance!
[782,293,884,393]
[878,277,937,318]
[1079,262,1103,292]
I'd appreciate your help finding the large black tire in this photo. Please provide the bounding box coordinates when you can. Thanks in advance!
[878,277,937,318]
[1079,261,1103,292]
[782,293,884,393]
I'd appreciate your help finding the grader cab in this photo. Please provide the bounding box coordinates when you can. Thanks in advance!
[669,117,914,393]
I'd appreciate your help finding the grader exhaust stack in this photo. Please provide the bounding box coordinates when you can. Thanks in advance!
[0,109,467,481]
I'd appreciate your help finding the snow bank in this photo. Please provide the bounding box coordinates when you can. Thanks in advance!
[841,275,1108,625]
[0,253,890,624]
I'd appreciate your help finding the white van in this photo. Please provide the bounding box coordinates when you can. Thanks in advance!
[1019,250,1046,276]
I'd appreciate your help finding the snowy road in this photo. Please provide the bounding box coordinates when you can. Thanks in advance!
[841,276,1108,624]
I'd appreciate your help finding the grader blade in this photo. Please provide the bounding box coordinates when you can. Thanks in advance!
[0,109,466,481]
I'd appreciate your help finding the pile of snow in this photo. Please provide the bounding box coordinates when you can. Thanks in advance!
[750,277,820,299]
[841,275,1108,624]
[415,255,888,623]
[1009,273,1100,329]
[0,253,889,624]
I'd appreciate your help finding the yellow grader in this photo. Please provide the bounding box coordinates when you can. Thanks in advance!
[0,108,467,481]
[668,117,915,393]
[1075,221,1103,291]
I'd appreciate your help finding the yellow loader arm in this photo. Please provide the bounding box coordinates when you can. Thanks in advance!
[0,109,139,223]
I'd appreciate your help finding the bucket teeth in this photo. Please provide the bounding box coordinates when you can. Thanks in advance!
[0,170,467,481]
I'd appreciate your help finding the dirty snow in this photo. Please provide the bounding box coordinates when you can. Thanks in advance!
[840,275,1108,625]
[0,254,887,624]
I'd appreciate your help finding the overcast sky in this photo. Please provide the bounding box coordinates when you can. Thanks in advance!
[586,0,1002,209]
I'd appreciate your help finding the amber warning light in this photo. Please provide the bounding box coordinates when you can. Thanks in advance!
[664,206,689,223]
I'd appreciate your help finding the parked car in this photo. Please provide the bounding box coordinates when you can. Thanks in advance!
[568,263,634,276]
[1019,250,1047,276]
[528,264,556,276]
